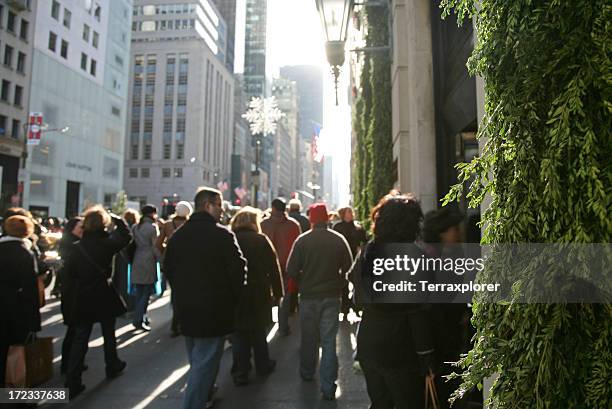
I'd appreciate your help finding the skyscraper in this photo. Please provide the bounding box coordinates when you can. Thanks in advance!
[279,65,323,140]
[243,0,267,99]
[24,0,132,217]
[125,0,235,207]
[210,0,243,73]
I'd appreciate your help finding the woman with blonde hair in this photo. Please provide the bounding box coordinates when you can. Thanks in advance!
[229,206,284,385]
[62,205,131,397]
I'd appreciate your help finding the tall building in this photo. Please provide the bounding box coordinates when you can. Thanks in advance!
[22,0,132,218]
[279,65,323,140]
[230,74,251,204]
[125,0,235,208]
[272,77,300,192]
[210,0,238,73]
[0,0,36,213]
[243,0,266,99]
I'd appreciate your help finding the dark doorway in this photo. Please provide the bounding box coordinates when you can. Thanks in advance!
[65,181,80,218]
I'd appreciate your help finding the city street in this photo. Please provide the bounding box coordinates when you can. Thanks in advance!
[36,290,370,409]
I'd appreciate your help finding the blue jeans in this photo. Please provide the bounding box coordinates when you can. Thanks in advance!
[132,284,154,326]
[183,336,225,409]
[299,297,340,396]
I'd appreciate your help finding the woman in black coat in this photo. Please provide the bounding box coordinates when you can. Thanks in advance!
[0,215,41,387]
[350,193,436,409]
[230,206,284,385]
[62,206,131,397]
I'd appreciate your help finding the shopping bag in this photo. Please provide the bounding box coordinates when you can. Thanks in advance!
[424,374,440,409]
[24,336,54,387]
[5,345,26,387]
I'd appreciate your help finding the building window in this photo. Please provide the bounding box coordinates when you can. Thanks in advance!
[60,39,68,59]
[115,55,123,67]
[162,168,171,178]
[1,80,10,102]
[14,85,23,106]
[130,145,138,159]
[111,106,120,116]
[80,53,87,70]
[174,168,182,178]
[4,45,13,68]
[176,144,184,159]
[90,59,96,76]
[83,24,90,42]
[48,31,57,52]
[143,144,151,159]
[92,31,99,48]
[0,5,4,29]
[94,4,101,21]
[20,19,28,41]
[16,52,25,73]
[129,168,138,178]
[7,11,15,33]
[11,119,20,139]
[63,9,71,29]
[141,168,150,178]
[0,115,6,136]
[163,144,171,159]
[51,1,60,20]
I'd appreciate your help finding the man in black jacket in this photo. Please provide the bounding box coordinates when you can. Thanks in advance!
[164,188,247,409]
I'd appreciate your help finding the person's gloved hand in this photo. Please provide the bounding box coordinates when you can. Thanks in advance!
[416,349,436,377]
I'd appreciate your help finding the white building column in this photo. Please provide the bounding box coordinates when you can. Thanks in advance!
[390,0,437,213]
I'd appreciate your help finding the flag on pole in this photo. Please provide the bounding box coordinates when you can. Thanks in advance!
[312,124,323,163]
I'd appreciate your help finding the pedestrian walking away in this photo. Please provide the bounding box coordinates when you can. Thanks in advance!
[164,187,247,409]
[261,198,302,336]
[350,192,437,409]
[286,202,353,400]
[229,206,284,386]
[131,204,161,332]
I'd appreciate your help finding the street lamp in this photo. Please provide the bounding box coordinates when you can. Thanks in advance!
[242,97,284,208]
[315,0,354,105]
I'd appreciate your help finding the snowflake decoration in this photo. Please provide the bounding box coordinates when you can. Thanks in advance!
[242,96,285,136]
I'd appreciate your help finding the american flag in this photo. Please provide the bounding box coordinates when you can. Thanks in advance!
[312,125,323,163]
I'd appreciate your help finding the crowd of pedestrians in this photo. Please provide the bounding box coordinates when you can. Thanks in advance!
[0,187,478,409]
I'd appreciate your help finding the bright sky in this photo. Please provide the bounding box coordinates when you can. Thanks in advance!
[267,0,352,207]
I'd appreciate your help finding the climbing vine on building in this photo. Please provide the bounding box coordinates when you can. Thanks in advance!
[352,5,394,229]
[441,1,611,408]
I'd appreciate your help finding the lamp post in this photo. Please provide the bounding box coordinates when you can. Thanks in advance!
[315,0,354,105]
[242,97,284,208]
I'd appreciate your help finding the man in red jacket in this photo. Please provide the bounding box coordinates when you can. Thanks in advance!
[261,198,302,336]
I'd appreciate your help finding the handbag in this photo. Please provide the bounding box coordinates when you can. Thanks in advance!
[76,244,127,317]
[4,334,53,388]
[424,374,440,409]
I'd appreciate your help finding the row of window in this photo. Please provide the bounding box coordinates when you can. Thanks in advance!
[1,79,24,107]
[128,168,183,178]
[130,140,185,160]
[0,5,29,41]
[51,0,101,24]
[132,19,196,32]
[1,43,27,73]
[0,114,21,139]
[48,31,97,76]
[82,23,100,48]
[133,4,197,16]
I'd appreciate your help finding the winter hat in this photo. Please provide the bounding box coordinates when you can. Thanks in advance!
[308,203,328,225]
[175,201,193,218]
[4,215,34,238]
[141,204,158,217]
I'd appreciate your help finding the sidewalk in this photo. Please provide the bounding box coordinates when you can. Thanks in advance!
[37,293,370,409]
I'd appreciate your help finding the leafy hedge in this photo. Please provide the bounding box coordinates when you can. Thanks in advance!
[440,0,611,407]
[352,6,395,229]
